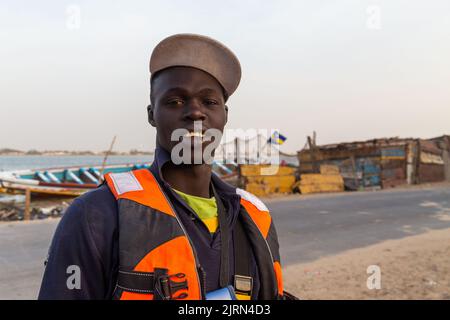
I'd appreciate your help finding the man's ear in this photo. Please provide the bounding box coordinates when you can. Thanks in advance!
[224,105,229,125]
[147,104,156,127]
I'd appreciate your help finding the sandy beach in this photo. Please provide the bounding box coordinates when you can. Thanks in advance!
[284,227,450,300]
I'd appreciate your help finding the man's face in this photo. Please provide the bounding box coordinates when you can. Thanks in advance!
[148,66,228,162]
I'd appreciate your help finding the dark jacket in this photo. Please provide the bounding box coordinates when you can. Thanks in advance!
[38,147,262,299]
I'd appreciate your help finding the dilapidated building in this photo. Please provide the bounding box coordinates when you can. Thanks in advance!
[297,135,450,190]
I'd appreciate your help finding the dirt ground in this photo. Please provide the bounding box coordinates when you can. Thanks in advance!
[283,227,450,299]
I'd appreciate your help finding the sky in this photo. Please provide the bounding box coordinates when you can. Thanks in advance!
[1,0,449,153]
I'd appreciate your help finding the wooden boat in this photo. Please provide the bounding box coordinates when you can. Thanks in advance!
[0,161,238,197]
[0,163,144,197]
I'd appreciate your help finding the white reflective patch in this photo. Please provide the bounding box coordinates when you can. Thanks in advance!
[109,172,143,195]
[236,188,269,212]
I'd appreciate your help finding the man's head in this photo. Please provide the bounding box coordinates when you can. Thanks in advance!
[148,66,228,156]
[147,34,241,162]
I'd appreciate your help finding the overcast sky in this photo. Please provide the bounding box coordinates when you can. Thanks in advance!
[1,0,449,153]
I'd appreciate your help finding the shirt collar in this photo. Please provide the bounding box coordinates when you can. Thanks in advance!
[150,146,171,181]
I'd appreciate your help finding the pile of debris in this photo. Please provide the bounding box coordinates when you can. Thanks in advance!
[0,202,69,221]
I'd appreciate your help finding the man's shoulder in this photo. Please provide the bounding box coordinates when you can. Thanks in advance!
[236,188,269,213]
[39,183,119,300]
[63,183,118,229]
[77,183,117,207]
[77,183,117,211]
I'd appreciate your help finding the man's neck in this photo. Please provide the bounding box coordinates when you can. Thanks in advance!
[162,162,212,198]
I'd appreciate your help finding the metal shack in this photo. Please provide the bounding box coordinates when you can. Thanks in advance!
[418,135,450,183]
[298,135,450,191]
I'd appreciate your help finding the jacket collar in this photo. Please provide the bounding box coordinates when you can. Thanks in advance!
[149,146,240,199]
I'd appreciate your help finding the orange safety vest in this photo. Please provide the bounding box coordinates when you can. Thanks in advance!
[105,168,283,300]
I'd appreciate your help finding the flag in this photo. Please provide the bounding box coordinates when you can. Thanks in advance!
[268,131,287,145]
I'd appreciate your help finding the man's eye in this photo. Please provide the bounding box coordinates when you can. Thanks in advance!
[167,99,184,106]
[204,99,218,106]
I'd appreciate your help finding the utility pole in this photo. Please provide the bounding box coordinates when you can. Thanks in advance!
[234,137,238,164]
[307,135,319,173]
[257,134,261,163]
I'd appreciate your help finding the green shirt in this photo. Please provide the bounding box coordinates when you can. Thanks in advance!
[173,189,219,233]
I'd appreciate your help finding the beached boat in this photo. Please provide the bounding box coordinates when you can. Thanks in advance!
[0,161,238,197]
[0,163,143,197]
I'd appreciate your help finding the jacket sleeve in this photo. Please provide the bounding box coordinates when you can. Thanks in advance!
[38,195,113,300]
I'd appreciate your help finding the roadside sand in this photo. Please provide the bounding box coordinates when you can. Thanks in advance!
[283,228,450,299]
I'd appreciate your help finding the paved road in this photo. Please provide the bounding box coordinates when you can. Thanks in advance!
[0,219,58,299]
[269,186,450,266]
[1,185,449,299]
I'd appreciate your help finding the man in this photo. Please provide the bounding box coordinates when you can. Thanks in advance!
[39,34,287,300]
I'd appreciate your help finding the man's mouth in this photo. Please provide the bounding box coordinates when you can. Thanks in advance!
[183,131,205,138]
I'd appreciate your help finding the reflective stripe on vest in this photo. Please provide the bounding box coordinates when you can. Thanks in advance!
[105,169,283,299]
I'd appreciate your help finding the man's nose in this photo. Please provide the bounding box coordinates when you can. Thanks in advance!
[184,99,206,121]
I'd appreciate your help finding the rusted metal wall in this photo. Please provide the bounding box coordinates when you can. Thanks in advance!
[298,136,450,188]
[429,135,450,182]
[297,138,414,190]
[417,164,445,183]
[444,150,450,182]
[300,156,382,190]
[417,139,445,183]
[380,146,407,188]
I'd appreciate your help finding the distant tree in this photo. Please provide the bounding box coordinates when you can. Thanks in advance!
[0,148,23,155]
[129,149,139,155]
[25,149,42,155]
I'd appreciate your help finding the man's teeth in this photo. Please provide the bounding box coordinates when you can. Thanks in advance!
[184,132,204,138]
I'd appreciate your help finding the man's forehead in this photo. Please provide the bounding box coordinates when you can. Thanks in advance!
[151,66,225,95]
